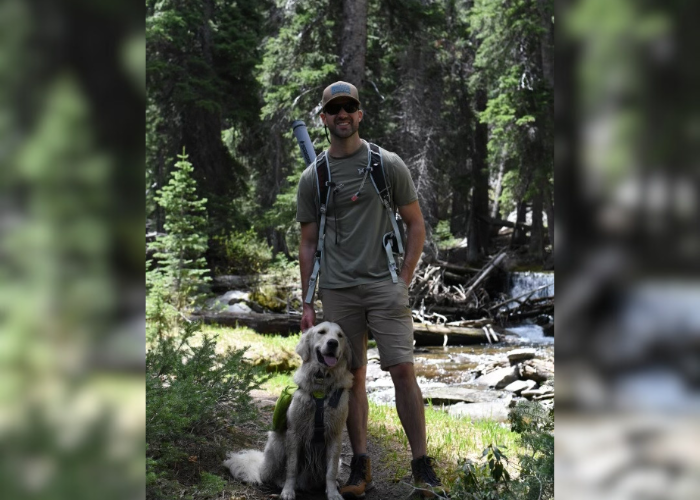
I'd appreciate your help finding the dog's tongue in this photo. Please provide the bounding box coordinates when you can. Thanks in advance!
[323,355,338,367]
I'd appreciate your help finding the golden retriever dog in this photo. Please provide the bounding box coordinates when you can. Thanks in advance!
[225,322,353,500]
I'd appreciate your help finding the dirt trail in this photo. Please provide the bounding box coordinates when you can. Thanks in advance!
[225,390,417,500]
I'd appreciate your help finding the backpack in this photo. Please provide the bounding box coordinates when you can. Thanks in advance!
[304,140,406,304]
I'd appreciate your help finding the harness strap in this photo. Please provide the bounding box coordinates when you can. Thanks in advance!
[311,388,345,444]
[312,396,325,443]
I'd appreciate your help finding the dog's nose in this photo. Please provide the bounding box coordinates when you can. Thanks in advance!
[326,339,339,349]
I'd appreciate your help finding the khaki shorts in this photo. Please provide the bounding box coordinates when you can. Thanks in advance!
[320,278,414,371]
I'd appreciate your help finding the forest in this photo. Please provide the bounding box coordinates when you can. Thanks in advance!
[146,0,554,275]
[145,1,555,499]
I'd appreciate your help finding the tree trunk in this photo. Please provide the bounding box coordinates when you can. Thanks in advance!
[341,0,368,87]
[537,0,554,90]
[529,182,544,260]
[467,87,490,263]
[510,201,528,247]
[491,160,505,220]
[544,182,554,251]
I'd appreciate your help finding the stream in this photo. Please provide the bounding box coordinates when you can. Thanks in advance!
[366,272,555,421]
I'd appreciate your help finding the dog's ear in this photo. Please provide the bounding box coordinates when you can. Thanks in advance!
[343,341,353,368]
[339,326,352,367]
[296,328,314,362]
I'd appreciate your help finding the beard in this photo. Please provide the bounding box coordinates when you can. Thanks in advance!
[327,118,358,139]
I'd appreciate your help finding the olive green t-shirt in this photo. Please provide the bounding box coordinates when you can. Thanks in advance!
[296,141,418,289]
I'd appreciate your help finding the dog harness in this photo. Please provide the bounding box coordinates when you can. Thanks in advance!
[304,141,406,304]
[312,387,345,444]
[272,384,344,445]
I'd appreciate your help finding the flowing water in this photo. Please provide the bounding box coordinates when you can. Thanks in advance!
[367,271,555,409]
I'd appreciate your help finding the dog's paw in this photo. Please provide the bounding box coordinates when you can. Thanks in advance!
[326,490,344,500]
[279,486,295,500]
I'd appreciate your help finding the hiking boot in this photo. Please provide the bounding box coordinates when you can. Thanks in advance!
[340,454,374,499]
[411,455,449,498]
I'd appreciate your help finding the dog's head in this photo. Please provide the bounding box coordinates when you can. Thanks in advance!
[296,321,352,369]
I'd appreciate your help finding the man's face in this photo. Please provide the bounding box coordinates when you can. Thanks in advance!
[321,98,363,139]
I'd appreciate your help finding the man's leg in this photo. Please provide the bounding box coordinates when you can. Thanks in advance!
[389,362,448,498]
[388,362,426,458]
[341,365,373,498]
[346,365,368,454]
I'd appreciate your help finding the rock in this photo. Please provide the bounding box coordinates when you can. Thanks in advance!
[245,348,300,373]
[521,386,554,400]
[520,359,554,383]
[507,348,536,364]
[226,302,252,314]
[422,387,505,405]
[474,366,519,389]
[206,290,251,310]
[542,323,554,337]
[447,398,512,422]
[503,379,537,395]
[366,348,381,362]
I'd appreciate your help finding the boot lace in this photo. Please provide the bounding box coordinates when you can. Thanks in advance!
[347,456,366,486]
[415,457,441,486]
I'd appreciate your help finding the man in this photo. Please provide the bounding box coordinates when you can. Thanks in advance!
[296,81,447,499]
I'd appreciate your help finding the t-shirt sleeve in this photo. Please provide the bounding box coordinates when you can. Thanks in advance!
[296,166,319,223]
[384,150,418,207]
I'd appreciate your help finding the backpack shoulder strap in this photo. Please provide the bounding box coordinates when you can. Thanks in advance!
[365,142,405,257]
[367,142,391,207]
[313,151,331,215]
[305,151,331,304]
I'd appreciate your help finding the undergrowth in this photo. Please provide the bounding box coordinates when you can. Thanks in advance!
[450,401,554,500]
[146,320,269,499]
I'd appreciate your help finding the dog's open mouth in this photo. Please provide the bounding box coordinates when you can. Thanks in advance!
[316,348,338,367]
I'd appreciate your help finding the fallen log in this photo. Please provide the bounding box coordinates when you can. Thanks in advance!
[462,250,508,299]
[412,323,500,346]
[193,311,498,346]
[193,311,302,334]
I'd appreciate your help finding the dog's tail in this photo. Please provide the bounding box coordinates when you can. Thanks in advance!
[224,450,265,484]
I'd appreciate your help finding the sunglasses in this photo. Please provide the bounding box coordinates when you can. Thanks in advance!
[323,102,360,115]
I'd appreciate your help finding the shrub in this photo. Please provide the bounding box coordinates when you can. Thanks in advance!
[450,402,553,500]
[508,401,554,500]
[146,319,268,489]
[215,228,273,274]
[434,220,462,250]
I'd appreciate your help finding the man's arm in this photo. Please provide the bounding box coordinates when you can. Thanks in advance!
[397,200,425,285]
[299,221,319,331]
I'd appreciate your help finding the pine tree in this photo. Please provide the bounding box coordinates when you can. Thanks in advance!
[149,149,210,312]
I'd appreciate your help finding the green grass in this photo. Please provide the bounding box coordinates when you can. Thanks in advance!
[368,400,521,485]
[262,372,297,394]
[200,324,301,353]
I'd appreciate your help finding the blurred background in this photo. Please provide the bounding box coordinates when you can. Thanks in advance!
[1,0,700,498]
[0,0,145,499]
[556,0,700,498]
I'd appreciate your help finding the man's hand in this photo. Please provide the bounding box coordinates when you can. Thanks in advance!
[300,304,316,332]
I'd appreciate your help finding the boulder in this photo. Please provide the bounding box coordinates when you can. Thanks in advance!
[520,359,554,383]
[422,387,505,405]
[474,366,519,389]
[521,386,554,400]
[507,348,536,364]
[226,302,252,314]
[503,379,537,395]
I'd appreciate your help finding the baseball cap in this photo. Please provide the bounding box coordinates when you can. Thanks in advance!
[321,81,360,109]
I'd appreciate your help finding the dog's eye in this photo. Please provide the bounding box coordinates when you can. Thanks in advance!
[338,333,343,338]
[317,329,327,335]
